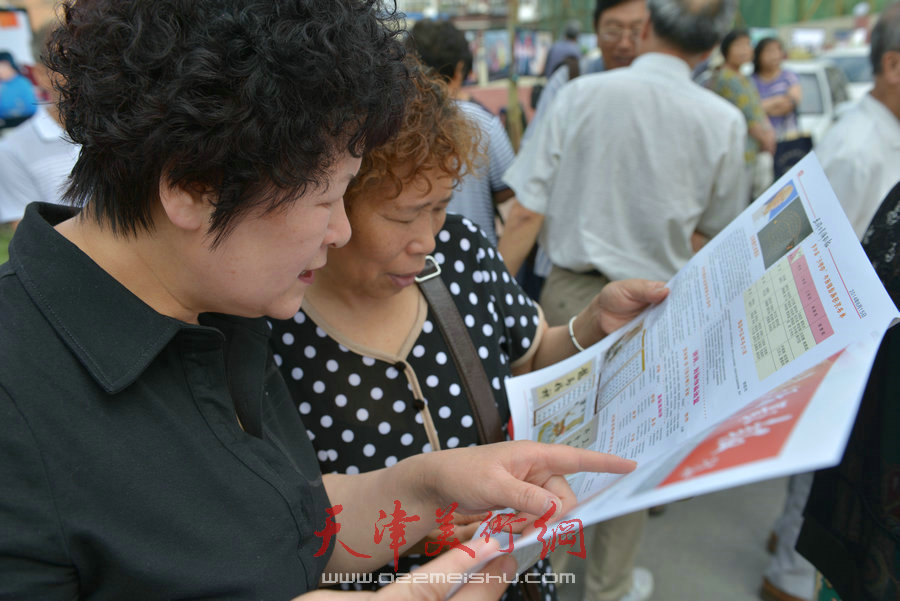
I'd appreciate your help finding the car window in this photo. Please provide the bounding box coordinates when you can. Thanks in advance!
[826,66,850,104]
[797,72,824,114]
[829,56,873,83]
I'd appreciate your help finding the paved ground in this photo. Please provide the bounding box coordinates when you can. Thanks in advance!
[554,477,788,601]
[636,477,787,601]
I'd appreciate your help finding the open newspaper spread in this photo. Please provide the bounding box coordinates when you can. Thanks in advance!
[470,153,899,576]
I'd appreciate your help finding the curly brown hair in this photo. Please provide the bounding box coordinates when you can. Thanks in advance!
[345,59,481,206]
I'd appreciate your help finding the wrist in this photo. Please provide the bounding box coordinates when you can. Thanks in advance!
[567,315,585,352]
[391,453,439,511]
[569,310,605,352]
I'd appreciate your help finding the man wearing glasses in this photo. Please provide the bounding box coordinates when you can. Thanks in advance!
[523,0,647,148]
[500,0,648,315]
[504,2,746,601]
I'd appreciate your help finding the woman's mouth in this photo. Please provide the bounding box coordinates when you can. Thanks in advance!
[388,272,419,288]
[298,270,316,284]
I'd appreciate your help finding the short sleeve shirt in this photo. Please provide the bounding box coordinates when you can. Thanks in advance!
[0,105,79,223]
[271,215,541,473]
[450,101,516,246]
[505,53,746,281]
[270,215,552,596]
[707,68,768,165]
[752,69,800,139]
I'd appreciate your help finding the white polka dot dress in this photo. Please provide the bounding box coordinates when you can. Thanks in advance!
[271,215,554,600]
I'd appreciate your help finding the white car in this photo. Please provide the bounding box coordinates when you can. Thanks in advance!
[819,46,873,102]
[782,59,853,145]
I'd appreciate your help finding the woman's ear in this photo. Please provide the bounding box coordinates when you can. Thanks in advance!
[157,178,213,233]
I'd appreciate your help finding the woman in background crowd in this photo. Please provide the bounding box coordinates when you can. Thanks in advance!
[707,29,775,200]
[752,37,803,140]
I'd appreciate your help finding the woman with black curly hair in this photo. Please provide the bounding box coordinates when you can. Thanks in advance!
[0,1,637,600]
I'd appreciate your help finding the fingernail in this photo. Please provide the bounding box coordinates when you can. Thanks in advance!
[544,496,559,515]
[502,555,519,578]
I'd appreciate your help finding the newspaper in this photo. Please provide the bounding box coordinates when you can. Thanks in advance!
[492,153,898,569]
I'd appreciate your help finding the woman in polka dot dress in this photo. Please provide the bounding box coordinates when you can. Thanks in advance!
[270,62,668,599]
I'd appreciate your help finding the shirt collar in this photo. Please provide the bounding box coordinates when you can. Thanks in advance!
[630,52,692,81]
[860,93,900,147]
[9,203,186,393]
[29,104,66,143]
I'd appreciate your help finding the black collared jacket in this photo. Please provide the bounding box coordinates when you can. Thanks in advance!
[0,203,332,600]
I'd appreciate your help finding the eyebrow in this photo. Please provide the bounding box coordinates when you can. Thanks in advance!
[403,195,453,213]
[602,19,644,27]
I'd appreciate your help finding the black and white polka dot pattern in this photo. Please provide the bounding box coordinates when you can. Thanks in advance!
[271,215,551,600]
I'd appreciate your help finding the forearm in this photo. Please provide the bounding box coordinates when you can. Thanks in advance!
[517,308,604,374]
[497,200,544,276]
[322,460,437,574]
[761,95,794,117]
[748,121,776,155]
[691,230,710,253]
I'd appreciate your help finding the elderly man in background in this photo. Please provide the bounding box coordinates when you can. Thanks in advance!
[760,6,900,601]
[503,1,746,601]
[499,0,649,280]
[816,2,900,240]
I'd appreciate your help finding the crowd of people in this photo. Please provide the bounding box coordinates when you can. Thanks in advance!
[0,0,899,601]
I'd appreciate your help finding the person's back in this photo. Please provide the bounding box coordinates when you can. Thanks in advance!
[815,3,900,241]
[816,96,900,239]
[511,57,745,282]
[543,21,582,77]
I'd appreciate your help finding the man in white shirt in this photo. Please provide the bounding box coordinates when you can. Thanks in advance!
[505,0,745,314]
[503,2,744,601]
[816,2,900,241]
[0,23,79,227]
[760,7,900,601]
[500,0,649,283]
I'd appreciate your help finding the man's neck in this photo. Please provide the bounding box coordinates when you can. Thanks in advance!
[639,36,705,69]
[870,82,900,122]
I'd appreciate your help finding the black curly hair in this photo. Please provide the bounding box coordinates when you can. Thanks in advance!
[47,0,410,245]
[405,19,472,82]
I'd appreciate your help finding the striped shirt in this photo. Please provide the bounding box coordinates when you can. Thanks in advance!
[450,99,516,245]
[0,105,79,223]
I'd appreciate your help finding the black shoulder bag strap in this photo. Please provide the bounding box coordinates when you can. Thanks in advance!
[415,256,505,445]
[416,256,542,601]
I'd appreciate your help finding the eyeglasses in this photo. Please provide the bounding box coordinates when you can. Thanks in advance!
[598,25,642,43]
